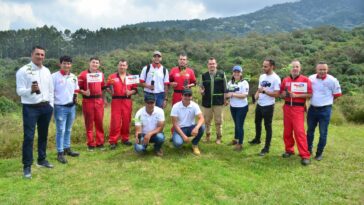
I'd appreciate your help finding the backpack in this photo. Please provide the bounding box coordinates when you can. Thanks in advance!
[144,64,167,80]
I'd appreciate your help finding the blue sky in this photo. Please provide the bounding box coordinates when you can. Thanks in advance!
[0,0,297,31]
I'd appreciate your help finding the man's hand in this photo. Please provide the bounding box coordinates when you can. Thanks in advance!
[143,133,151,145]
[31,83,40,94]
[170,82,178,88]
[162,100,167,108]
[83,89,90,96]
[126,89,134,96]
[135,136,139,144]
[191,127,199,137]
[183,135,190,143]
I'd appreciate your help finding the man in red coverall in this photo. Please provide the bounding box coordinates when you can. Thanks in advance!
[169,53,197,105]
[78,57,107,151]
[107,59,138,149]
[280,60,312,166]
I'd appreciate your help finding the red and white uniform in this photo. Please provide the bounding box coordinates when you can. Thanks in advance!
[78,69,105,147]
[280,75,312,159]
[107,73,138,144]
[309,74,342,106]
[169,67,196,105]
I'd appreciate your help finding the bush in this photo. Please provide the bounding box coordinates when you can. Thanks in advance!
[0,96,19,115]
[337,95,364,123]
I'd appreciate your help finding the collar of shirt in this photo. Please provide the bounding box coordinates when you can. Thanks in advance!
[30,61,43,70]
[152,63,162,69]
[59,69,70,76]
[316,74,327,80]
[290,74,300,80]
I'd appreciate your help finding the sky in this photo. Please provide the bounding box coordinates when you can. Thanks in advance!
[0,0,297,31]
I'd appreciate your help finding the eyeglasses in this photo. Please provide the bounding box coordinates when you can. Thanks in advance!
[183,94,192,97]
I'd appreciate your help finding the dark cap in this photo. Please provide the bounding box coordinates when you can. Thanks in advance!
[144,94,156,102]
[182,89,193,95]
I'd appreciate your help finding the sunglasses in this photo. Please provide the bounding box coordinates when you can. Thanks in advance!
[153,55,161,58]
[183,94,192,97]
[146,101,155,104]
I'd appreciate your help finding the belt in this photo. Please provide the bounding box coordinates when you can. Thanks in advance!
[24,101,49,107]
[285,101,305,106]
[174,90,183,93]
[82,95,102,99]
[311,105,332,109]
[112,96,131,99]
[56,103,75,107]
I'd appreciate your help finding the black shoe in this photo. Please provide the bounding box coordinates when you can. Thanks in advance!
[36,160,54,168]
[64,148,80,157]
[23,166,31,179]
[315,154,323,161]
[110,144,117,150]
[282,152,294,158]
[96,144,106,151]
[122,141,132,146]
[57,152,67,164]
[301,158,311,166]
[249,138,261,145]
[259,149,269,156]
[88,146,95,151]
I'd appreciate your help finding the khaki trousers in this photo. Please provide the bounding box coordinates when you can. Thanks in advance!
[202,105,224,138]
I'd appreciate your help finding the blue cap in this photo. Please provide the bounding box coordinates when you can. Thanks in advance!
[144,94,156,102]
[232,65,243,72]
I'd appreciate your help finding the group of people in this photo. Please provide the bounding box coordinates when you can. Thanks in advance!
[16,46,342,179]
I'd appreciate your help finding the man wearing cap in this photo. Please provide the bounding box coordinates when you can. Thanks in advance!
[140,51,169,108]
[106,59,138,149]
[134,94,165,156]
[78,57,107,151]
[200,57,228,144]
[280,60,312,166]
[171,89,205,155]
[52,55,80,164]
[307,62,342,161]
[249,59,281,156]
[169,53,197,105]
[16,46,54,179]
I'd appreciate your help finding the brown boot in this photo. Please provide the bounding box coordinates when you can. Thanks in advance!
[203,133,211,143]
[234,144,243,151]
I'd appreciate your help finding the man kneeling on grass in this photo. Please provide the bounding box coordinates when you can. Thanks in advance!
[134,94,165,156]
[171,89,205,155]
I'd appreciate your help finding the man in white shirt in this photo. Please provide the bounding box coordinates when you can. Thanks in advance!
[16,46,54,179]
[171,89,205,155]
[249,59,281,156]
[134,94,165,156]
[52,56,80,164]
[307,62,342,161]
[139,51,169,108]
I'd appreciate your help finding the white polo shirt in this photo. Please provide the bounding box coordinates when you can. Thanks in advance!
[257,72,281,106]
[135,106,165,134]
[16,62,54,106]
[170,101,202,128]
[140,64,169,93]
[227,80,249,107]
[309,74,342,107]
[52,71,79,105]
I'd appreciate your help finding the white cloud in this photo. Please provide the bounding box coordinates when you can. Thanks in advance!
[0,1,43,30]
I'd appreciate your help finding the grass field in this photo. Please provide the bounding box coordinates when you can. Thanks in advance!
[0,102,363,205]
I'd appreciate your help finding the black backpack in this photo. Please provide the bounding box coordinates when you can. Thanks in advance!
[143,64,167,80]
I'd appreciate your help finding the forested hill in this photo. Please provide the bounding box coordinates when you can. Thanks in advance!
[131,0,364,35]
[0,0,363,59]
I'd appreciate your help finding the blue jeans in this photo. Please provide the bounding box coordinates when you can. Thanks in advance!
[307,105,332,155]
[172,125,205,148]
[230,105,249,144]
[54,105,76,152]
[144,91,165,108]
[22,104,53,167]
[134,133,165,153]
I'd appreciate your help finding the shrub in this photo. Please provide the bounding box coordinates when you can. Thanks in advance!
[337,95,364,123]
[0,96,19,115]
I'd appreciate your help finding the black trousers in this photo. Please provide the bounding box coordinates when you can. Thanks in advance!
[254,104,274,150]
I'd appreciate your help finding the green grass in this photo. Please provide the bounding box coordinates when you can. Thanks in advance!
[0,102,363,204]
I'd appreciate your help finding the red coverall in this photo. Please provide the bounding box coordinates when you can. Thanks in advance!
[281,75,312,159]
[107,73,138,145]
[78,70,105,147]
[169,67,196,105]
